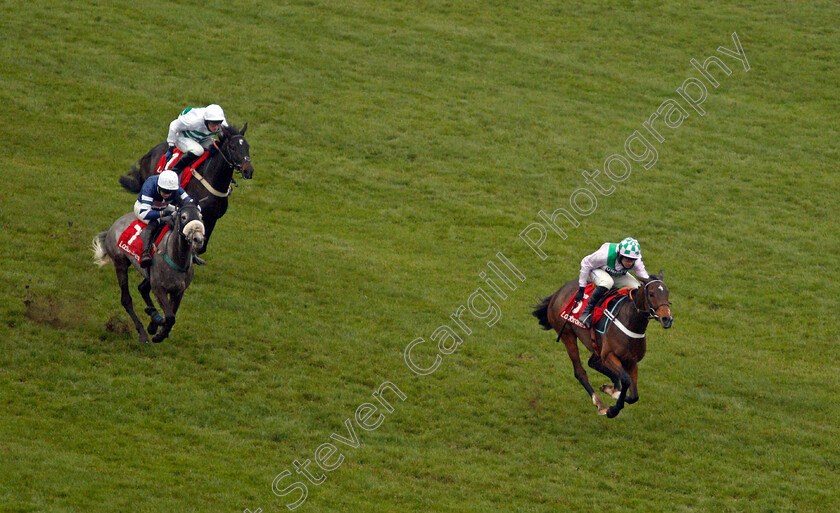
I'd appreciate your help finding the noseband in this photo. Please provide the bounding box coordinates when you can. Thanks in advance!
[176,204,202,235]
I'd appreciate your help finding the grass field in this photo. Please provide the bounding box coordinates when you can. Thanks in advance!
[2,1,839,512]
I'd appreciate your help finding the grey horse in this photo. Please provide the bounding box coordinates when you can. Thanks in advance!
[92,203,205,344]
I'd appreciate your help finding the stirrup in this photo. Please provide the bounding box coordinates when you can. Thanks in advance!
[579,308,594,328]
[140,254,153,268]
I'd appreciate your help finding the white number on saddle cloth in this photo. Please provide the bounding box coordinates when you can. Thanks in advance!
[126,223,143,245]
[157,149,183,173]
[571,293,589,314]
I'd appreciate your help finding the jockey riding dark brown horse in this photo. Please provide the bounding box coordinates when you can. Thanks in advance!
[119,124,253,259]
[532,271,672,418]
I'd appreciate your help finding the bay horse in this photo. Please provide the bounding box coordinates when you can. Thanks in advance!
[92,203,205,344]
[118,124,253,256]
[532,271,672,418]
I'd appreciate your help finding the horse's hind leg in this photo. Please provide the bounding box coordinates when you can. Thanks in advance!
[587,354,622,400]
[560,330,608,415]
[115,263,150,344]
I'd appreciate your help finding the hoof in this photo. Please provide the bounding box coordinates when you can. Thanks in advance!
[152,332,167,343]
[597,407,609,416]
[600,384,621,400]
[606,406,621,418]
[147,321,159,335]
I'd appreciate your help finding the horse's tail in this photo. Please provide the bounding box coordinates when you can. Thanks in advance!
[120,145,160,193]
[532,295,553,331]
[119,162,144,193]
[92,232,111,267]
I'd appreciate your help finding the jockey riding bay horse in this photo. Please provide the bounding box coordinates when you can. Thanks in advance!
[118,124,253,256]
[532,271,672,418]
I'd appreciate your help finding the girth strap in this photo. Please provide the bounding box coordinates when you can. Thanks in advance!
[603,308,646,339]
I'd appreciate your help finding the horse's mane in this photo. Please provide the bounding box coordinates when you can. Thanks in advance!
[222,124,242,137]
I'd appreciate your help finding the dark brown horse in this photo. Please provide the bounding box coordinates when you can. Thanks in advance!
[532,271,672,418]
[118,124,253,256]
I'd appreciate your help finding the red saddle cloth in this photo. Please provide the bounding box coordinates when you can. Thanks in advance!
[154,148,210,188]
[559,284,597,328]
[560,285,635,328]
[117,220,170,262]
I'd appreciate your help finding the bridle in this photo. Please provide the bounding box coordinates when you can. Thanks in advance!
[632,280,671,320]
[176,203,202,236]
[162,203,203,273]
[216,135,250,173]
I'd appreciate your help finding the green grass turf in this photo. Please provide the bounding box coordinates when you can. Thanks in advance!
[1,1,839,511]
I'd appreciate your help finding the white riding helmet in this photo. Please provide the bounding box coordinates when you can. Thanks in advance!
[158,170,179,191]
[204,104,225,123]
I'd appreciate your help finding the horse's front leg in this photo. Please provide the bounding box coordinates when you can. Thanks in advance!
[603,353,631,418]
[169,290,185,315]
[115,262,149,344]
[625,364,639,404]
[138,278,164,335]
[561,331,608,415]
[151,286,176,343]
[197,217,217,255]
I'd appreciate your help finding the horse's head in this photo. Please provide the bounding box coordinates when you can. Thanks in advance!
[176,202,205,251]
[220,123,254,180]
[640,270,672,329]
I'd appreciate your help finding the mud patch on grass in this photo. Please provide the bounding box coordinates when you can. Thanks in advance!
[105,314,131,335]
[23,286,71,329]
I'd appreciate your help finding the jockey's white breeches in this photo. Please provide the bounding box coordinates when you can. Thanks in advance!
[589,269,641,289]
[134,200,174,222]
[175,136,214,157]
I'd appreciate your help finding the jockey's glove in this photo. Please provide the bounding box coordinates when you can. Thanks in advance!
[574,287,585,303]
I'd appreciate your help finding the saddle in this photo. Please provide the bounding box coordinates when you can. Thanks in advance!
[593,287,634,328]
[560,284,628,324]
[560,286,635,352]
[588,287,637,349]
[117,220,170,263]
[154,148,211,187]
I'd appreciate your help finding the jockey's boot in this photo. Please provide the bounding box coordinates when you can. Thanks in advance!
[138,223,156,268]
[169,151,201,176]
[580,286,608,328]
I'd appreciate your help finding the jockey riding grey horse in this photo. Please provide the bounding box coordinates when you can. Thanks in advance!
[92,203,204,344]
